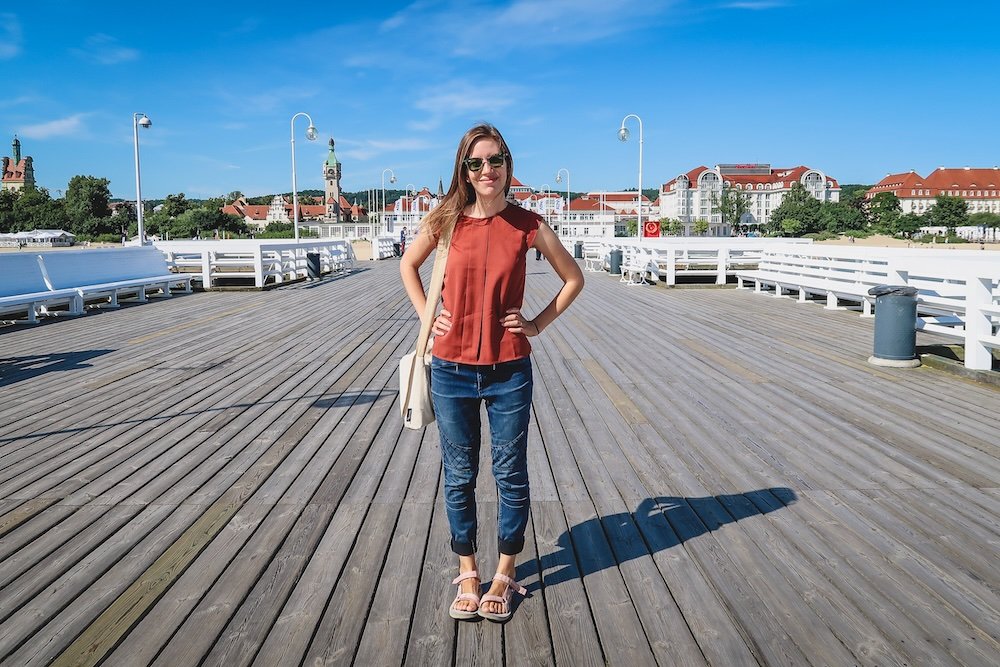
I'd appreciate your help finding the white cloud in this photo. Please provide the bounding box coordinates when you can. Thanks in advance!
[17,114,87,139]
[410,81,524,130]
[339,136,435,161]
[0,13,22,59]
[723,1,785,9]
[0,94,39,109]
[72,34,139,65]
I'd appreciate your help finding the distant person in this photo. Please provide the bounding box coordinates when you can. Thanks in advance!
[399,227,407,256]
[400,123,584,623]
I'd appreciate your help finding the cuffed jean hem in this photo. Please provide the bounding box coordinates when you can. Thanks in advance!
[451,538,476,556]
[498,537,524,556]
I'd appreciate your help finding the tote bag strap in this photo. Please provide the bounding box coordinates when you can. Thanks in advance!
[414,232,451,357]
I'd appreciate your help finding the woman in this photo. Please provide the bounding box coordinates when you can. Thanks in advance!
[400,123,583,622]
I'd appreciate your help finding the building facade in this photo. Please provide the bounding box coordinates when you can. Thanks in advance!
[866,167,1000,216]
[2,136,35,193]
[660,164,840,235]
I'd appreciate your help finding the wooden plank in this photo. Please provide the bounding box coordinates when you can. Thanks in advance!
[531,501,604,666]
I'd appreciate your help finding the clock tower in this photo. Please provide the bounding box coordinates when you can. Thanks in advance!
[324,138,343,221]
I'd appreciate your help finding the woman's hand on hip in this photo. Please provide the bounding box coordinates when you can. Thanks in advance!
[432,308,452,337]
[502,308,540,337]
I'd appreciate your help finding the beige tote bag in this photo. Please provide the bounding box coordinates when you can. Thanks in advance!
[399,237,449,429]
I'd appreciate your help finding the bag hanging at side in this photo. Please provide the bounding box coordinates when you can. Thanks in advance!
[399,237,449,429]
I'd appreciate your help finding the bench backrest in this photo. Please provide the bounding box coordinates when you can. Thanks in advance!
[0,253,50,297]
[41,247,171,289]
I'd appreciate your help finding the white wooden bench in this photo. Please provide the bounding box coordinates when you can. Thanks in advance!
[582,242,609,272]
[736,248,888,315]
[0,254,84,323]
[43,247,193,310]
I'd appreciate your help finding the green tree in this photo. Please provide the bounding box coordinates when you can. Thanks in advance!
[693,219,709,236]
[13,188,70,231]
[162,193,193,217]
[170,208,247,238]
[141,210,171,238]
[0,189,18,232]
[817,201,865,234]
[925,195,968,235]
[893,212,922,237]
[114,204,137,239]
[769,182,821,235]
[780,217,804,237]
[712,186,751,235]
[868,192,901,232]
[64,175,112,229]
[969,211,1000,230]
[660,217,684,236]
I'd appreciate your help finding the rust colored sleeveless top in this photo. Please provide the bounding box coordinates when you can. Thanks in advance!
[432,204,541,365]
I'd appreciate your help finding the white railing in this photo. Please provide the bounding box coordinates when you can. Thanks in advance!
[736,245,1000,370]
[562,237,813,285]
[155,239,354,288]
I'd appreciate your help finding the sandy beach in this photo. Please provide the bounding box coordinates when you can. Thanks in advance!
[817,234,1000,251]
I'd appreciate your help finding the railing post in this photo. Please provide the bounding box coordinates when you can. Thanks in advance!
[254,247,264,288]
[716,247,728,285]
[666,248,676,286]
[201,251,212,288]
[964,272,993,371]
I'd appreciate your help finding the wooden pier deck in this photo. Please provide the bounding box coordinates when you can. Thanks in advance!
[0,257,997,666]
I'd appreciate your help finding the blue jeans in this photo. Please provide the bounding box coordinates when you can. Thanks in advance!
[431,356,533,556]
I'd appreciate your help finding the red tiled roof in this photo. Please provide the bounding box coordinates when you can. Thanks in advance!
[662,165,840,191]
[510,176,525,187]
[2,158,28,182]
[299,205,326,218]
[584,192,650,203]
[243,205,270,220]
[867,167,1000,199]
[569,199,615,212]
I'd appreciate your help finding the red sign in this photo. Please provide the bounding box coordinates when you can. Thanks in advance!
[643,220,660,238]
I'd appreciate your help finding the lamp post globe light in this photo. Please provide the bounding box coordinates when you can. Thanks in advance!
[556,168,570,233]
[618,114,643,242]
[290,112,318,242]
[380,168,396,252]
[132,113,152,245]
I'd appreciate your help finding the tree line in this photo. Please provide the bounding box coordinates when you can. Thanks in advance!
[656,182,1000,238]
[0,177,247,241]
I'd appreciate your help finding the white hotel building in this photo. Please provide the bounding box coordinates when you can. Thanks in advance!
[866,167,1000,216]
[660,164,840,235]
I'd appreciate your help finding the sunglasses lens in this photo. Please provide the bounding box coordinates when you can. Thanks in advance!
[466,157,484,171]
[488,153,506,168]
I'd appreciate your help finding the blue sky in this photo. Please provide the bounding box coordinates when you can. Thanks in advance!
[2,1,998,201]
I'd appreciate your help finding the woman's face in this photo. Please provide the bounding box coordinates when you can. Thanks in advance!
[465,138,507,202]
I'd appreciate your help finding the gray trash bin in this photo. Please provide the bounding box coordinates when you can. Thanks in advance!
[609,249,623,275]
[306,252,321,280]
[867,285,920,367]
[573,241,583,259]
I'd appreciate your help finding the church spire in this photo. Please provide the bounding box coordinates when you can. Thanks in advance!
[437,177,444,198]
[12,136,21,163]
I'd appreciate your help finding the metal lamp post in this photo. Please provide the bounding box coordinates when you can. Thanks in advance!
[618,114,643,242]
[290,112,318,242]
[132,113,152,244]
[556,168,570,234]
[405,184,417,236]
[380,168,396,247]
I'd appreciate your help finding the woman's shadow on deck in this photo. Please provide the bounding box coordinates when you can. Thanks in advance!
[519,487,797,592]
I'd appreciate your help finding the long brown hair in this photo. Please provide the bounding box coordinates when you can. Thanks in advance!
[420,123,514,241]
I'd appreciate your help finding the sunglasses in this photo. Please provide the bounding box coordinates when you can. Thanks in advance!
[463,152,507,172]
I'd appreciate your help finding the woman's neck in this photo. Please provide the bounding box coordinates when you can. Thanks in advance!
[465,193,507,218]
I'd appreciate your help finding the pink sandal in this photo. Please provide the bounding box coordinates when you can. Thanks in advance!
[477,573,527,623]
[449,571,481,620]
